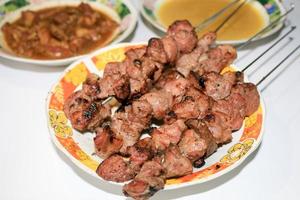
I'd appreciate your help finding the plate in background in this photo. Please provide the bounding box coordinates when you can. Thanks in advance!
[0,0,137,66]
[141,0,286,45]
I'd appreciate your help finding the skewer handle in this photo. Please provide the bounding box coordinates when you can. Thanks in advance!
[256,44,300,86]
[195,0,241,32]
[238,3,295,50]
[215,0,248,33]
[242,26,297,72]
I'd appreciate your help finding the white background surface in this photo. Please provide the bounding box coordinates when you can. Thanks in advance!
[1,0,300,199]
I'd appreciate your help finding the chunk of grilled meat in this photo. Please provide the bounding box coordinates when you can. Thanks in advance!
[162,146,193,178]
[178,129,207,162]
[172,87,210,121]
[127,137,154,173]
[96,154,135,182]
[196,45,237,75]
[151,119,187,152]
[63,90,111,132]
[186,119,218,157]
[112,100,153,154]
[94,127,123,159]
[176,32,216,77]
[167,20,198,54]
[231,83,260,116]
[204,113,232,145]
[123,160,165,200]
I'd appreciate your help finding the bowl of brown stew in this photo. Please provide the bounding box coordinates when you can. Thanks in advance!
[0,0,137,66]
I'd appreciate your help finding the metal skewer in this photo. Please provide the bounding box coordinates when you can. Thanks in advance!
[241,26,296,72]
[256,44,300,86]
[238,3,295,50]
[195,0,241,32]
[215,0,248,33]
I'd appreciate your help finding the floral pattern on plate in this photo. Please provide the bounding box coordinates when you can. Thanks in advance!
[46,43,265,189]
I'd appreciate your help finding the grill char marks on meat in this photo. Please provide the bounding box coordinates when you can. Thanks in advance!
[96,154,135,182]
[167,20,198,54]
[63,90,111,132]
[127,137,154,173]
[94,126,122,159]
[123,161,165,200]
[151,120,187,152]
[172,87,210,121]
[63,20,261,200]
[111,100,153,154]
[175,32,216,77]
[186,119,218,157]
[162,146,193,178]
[232,83,260,116]
[178,129,207,162]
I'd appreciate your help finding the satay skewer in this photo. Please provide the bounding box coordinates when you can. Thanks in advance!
[256,44,300,86]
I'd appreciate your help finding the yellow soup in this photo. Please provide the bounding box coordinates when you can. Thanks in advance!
[156,0,268,41]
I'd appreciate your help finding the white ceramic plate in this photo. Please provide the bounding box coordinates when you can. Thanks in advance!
[0,0,137,66]
[46,42,265,191]
[141,0,286,45]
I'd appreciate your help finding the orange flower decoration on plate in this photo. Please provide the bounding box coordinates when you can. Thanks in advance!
[46,43,265,190]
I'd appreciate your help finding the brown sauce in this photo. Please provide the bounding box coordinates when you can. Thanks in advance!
[1,3,119,59]
[157,0,267,41]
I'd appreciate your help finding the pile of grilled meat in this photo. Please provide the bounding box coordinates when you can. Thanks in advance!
[63,20,260,199]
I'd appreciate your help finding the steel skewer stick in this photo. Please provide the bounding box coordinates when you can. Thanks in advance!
[256,44,300,86]
[241,26,296,72]
[195,0,241,32]
[215,0,248,33]
[238,3,295,50]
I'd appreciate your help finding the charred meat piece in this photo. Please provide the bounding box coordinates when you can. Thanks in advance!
[203,72,234,100]
[212,92,246,131]
[125,46,147,61]
[196,45,237,75]
[204,113,232,145]
[232,83,260,116]
[127,137,154,172]
[161,36,178,63]
[151,120,187,152]
[63,91,111,132]
[111,100,152,154]
[94,127,122,159]
[146,38,168,64]
[176,46,205,77]
[96,154,135,182]
[173,87,210,120]
[82,73,101,97]
[178,129,207,162]
[123,161,165,200]
[162,146,193,178]
[162,77,191,104]
[167,20,198,54]
[197,32,217,52]
[186,120,218,157]
[112,107,152,154]
[103,62,127,77]
[141,91,173,119]
[175,32,216,77]
[154,69,183,90]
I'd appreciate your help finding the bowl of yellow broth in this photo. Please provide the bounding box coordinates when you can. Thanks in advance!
[141,0,286,44]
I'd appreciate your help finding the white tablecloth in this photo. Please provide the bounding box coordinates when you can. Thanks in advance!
[1,0,299,199]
